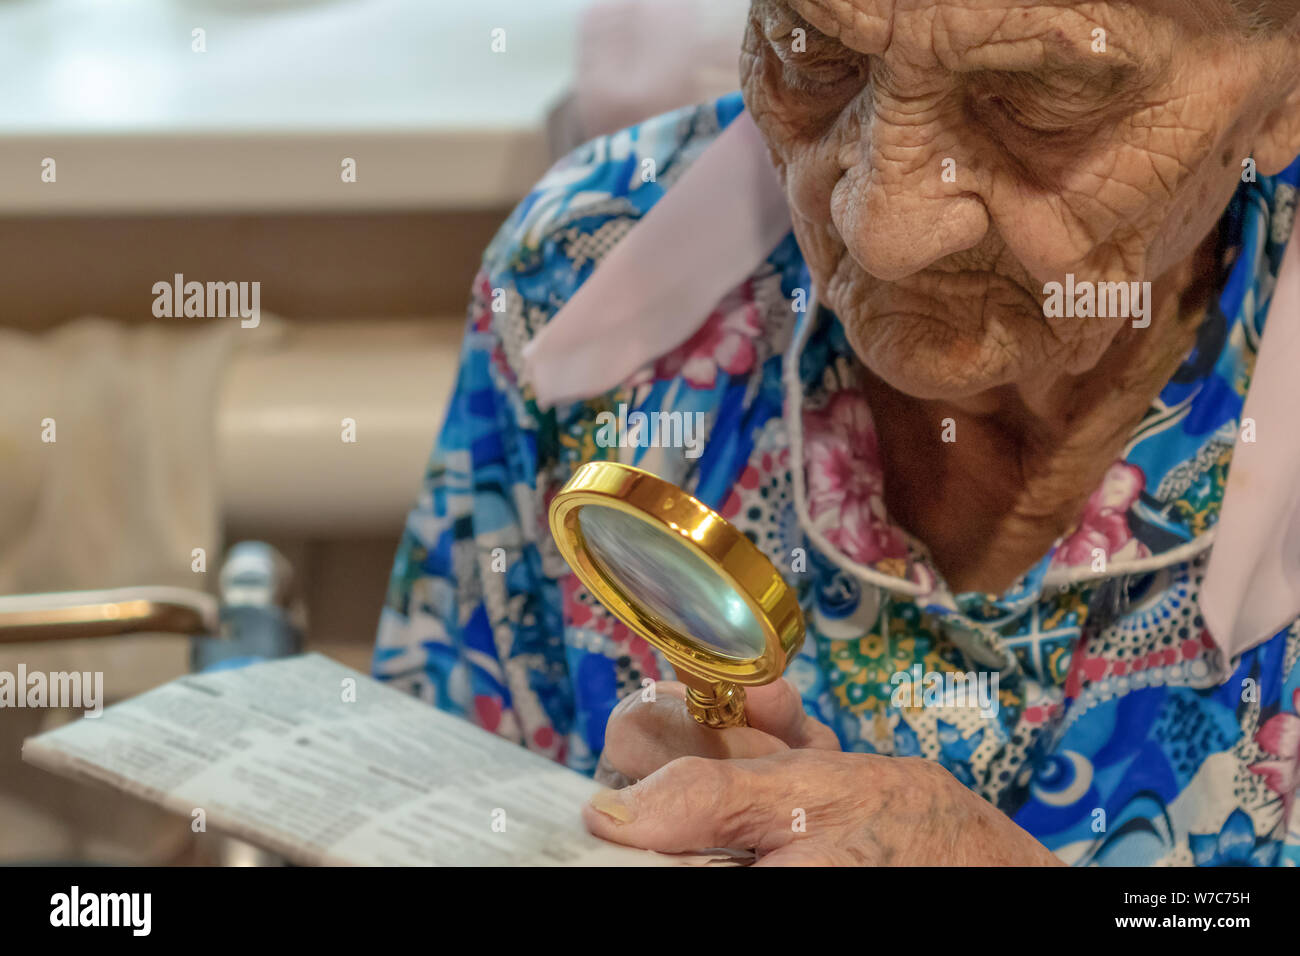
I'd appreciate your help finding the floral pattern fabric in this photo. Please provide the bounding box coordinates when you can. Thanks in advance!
[374,91,1300,866]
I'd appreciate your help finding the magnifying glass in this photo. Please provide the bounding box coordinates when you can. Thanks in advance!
[549,462,805,729]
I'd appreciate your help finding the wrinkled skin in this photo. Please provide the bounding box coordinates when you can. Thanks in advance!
[741,0,1300,591]
[585,679,1064,865]
[589,1,1300,865]
[750,0,1299,398]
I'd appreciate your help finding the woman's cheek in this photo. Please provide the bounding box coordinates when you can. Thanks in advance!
[1145,144,1251,278]
[783,157,822,223]
[783,143,847,257]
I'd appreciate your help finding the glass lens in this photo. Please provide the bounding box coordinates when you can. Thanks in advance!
[577,503,767,661]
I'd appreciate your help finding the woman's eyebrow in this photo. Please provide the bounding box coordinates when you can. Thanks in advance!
[946,35,1144,79]
[784,0,891,51]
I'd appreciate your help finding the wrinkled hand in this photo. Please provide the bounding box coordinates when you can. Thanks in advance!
[588,680,1062,866]
[593,678,840,788]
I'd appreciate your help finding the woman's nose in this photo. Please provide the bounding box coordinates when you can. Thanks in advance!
[833,100,991,280]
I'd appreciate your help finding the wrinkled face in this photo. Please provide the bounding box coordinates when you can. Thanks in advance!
[741,0,1300,398]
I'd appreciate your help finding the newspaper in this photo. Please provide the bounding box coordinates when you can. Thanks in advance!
[22,654,735,866]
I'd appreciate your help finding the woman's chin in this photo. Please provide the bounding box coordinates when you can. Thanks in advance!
[843,313,1029,401]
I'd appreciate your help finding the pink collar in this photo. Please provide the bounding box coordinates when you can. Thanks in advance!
[524,111,1300,660]
[1200,224,1300,656]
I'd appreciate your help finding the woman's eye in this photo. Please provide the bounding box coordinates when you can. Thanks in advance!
[982,95,1063,134]
[762,11,864,94]
[770,39,863,93]
[969,82,1090,139]
[781,58,861,93]
[967,71,1117,141]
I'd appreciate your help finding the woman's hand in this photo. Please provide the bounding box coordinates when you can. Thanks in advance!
[594,678,841,788]
[589,683,1063,865]
[585,749,1064,866]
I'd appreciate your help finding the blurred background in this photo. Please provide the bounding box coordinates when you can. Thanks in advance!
[0,0,746,863]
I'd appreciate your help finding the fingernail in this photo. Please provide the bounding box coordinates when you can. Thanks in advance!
[589,788,635,824]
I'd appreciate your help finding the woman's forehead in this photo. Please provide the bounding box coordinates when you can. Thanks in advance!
[774,0,1269,47]
[767,0,1153,71]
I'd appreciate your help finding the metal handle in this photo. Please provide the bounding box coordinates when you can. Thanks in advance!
[0,587,219,644]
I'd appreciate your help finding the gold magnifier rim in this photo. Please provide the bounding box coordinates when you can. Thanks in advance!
[548,461,804,685]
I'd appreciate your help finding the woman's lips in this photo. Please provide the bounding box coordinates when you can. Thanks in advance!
[856,270,1047,331]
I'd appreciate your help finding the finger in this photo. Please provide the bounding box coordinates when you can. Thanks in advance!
[600,682,789,783]
[593,750,637,789]
[583,755,793,854]
[752,844,857,866]
[751,847,819,867]
[742,679,842,751]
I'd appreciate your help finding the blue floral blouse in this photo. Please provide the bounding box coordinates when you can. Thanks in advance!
[374,92,1300,866]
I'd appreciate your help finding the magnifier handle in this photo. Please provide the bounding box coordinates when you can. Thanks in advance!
[683,681,748,729]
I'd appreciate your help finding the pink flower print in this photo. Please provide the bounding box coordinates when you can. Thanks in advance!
[651,281,764,389]
[472,271,495,332]
[1055,461,1150,567]
[802,390,909,566]
[1250,688,1300,819]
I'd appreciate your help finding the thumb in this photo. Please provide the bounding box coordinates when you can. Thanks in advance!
[583,755,790,854]
[600,681,792,784]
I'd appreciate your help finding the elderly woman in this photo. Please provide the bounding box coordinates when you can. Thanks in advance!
[375,0,1300,866]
